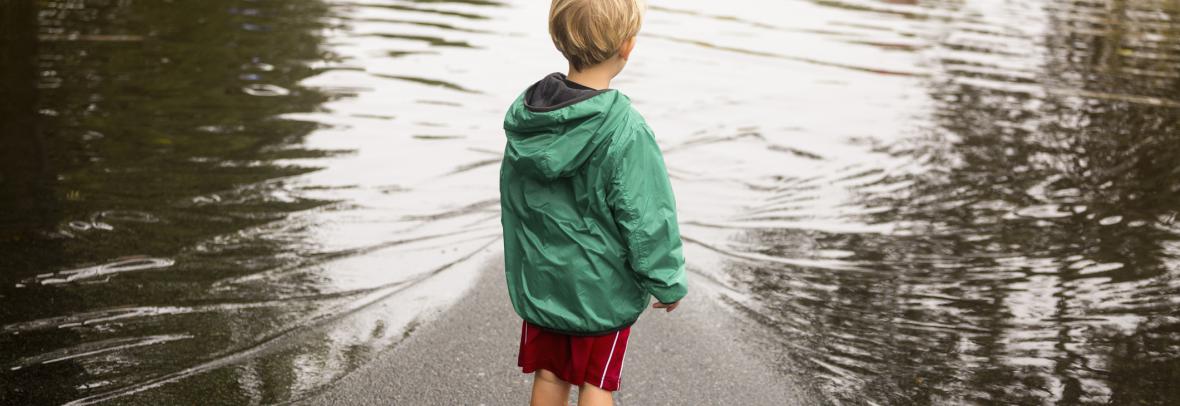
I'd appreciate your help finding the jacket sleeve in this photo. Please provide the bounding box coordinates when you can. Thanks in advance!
[607,126,688,304]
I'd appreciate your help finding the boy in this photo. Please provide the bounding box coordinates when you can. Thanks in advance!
[500,0,687,405]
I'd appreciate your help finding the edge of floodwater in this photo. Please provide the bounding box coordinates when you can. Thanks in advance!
[298,248,827,405]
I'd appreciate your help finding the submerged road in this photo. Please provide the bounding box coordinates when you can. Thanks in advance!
[301,253,815,405]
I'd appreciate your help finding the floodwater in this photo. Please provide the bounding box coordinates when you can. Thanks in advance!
[1,0,1178,404]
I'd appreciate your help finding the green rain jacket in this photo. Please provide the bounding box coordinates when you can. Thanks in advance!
[500,73,687,335]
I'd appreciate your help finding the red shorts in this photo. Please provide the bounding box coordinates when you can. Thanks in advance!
[517,321,631,391]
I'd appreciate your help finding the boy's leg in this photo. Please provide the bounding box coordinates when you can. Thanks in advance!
[531,369,571,406]
[577,384,613,406]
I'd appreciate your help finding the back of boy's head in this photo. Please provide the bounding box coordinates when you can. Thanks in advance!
[549,0,644,71]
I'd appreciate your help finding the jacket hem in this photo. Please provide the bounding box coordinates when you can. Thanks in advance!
[524,316,640,337]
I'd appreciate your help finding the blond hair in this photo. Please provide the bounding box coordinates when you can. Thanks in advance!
[549,0,644,71]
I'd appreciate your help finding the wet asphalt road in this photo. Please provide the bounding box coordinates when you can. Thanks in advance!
[302,254,815,405]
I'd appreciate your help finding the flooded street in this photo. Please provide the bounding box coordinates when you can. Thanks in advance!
[2,0,1179,404]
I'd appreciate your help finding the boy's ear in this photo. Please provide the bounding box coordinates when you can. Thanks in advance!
[619,36,637,61]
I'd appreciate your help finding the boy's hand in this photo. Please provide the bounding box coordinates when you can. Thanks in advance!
[652,300,679,313]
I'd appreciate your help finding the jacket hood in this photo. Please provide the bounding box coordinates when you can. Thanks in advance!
[503,73,630,180]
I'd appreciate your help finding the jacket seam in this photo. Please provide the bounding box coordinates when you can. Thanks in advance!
[612,121,655,295]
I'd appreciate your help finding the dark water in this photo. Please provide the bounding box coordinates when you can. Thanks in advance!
[1,0,1179,404]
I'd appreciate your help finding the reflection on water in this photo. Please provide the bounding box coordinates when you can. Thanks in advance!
[1,0,1178,404]
[1,0,504,404]
[679,0,1180,404]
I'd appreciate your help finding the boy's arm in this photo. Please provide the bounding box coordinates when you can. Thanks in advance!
[607,126,688,306]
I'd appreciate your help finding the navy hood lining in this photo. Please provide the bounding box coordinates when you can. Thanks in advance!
[523,72,610,113]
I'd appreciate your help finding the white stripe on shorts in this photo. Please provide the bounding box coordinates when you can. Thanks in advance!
[600,331,621,388]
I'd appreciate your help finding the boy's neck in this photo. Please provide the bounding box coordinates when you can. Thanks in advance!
[565,63,618,90]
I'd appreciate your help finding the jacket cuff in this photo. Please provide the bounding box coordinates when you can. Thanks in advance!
[651,285,687,305]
